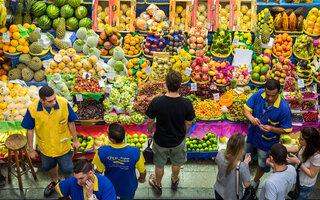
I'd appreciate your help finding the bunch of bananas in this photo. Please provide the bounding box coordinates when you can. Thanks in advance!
[296,59,315,85]
[0,129,27,157]
[257,8,274,32]
[0,0,7,26]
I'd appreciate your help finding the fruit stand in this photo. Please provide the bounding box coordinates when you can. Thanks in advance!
[0,0,320,162]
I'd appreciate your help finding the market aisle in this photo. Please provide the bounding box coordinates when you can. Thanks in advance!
[0,160,320,199]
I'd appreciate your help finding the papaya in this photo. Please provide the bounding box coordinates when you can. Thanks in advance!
[294,7,304,16]
[283,9,293,15]
[282,12,289,31]
[296,15,304,31]
[270,6,285,14]
[289,12,297,31]
[274,13,282,30]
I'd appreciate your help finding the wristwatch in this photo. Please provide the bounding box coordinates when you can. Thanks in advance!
[88,194,96,200]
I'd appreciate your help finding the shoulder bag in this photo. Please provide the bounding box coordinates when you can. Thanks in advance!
[236,162,258,200]
[288,163,302,200]
[143,139,153,163]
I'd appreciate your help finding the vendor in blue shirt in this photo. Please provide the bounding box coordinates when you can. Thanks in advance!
[243,79,292,191]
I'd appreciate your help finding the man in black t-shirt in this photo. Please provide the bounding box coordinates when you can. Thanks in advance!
[146,71,195,195]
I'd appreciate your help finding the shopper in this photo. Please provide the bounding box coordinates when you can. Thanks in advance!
[21,86,80,197]
[286,127,320,200]
[243,79,292,190]
[214,133,252,200]
[146,70,195,195]
[92,123,146,200]
[55,159,116,200]
[260,143,296,200]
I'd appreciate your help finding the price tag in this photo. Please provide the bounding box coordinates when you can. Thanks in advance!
[144,67,152,75]
[107,71,115,81]
[298,79,304,88]
[177,47,182,54]
[184,67,192,76]
[210,84,217,90]
[232,37,239,46]
[75,94,83,102]
[191,83,197,91]
[105,84,112,94]
[2,32,10,43]
[205,22,211,29]
[82,72,91,79]
[293,72,299,80]
[247,63,252,72]
[43,60,50,69]
[38,39,44,46]
[100,73,107,81]
[99,80,106,88]
[313,58,320,72]
[213,93,220,101]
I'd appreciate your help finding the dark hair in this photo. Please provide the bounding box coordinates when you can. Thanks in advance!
[39,86,54,100]
[270,143,287,165]
[265,79,280,92]
[301,127,320,163]
[73,159,93,174]
[166,71,182,92]
[108,123,125,143]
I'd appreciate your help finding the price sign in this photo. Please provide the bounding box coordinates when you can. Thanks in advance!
[191,83,197,91]
[184,68,192,76]
[298,79,304,88]
[177,47,182,54]
[100,73,107,81]
[107,71,115,81]
[38,39,44,46]
[144,67,152,75]
[2,32,10,43]
[82,72,91,79]
[43,60,50,69]
[105,84,112,94]
[210,84,217,90]
[213,93,220,101]
[232,37,239,46]
[75,94,83,102]
[99,80,106,88]
[313,58,320,72]
[205,22,211,29]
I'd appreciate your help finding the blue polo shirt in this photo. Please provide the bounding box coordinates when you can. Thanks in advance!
[244,89,292,151]
[56,174,116,200]
[92,144,146,199]
[21,100,78,130]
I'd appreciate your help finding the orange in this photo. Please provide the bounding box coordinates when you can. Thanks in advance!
[128,69,133,75]
[10,40,19,46]
[8,46,16,53]
[22,46,29,53]
[23,23,31,29]
[124,44,130,50]
[134,65,139,70]
[6,31,12,38]
[127,62,133,68]
[134,38,140,44]
[130,46,135,52]
[141,62,148,68]
[3,45,9,52]
[130,40,136,46]
[9,25,18,33]
[134,50,139,54]
[123,49,128,54]
[141,74,146,79]
[24,41,29,46]
[18,38,26,45]
[30,24,37,30]
[12,32,20,40]
[128,51,133,55]
[124,38,130,44]
[132,58,139,64]
[17,45,23,52]
[136,71,142,77]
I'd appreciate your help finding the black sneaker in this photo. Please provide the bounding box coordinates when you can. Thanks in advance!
[44,180,60,197]
[149,174,162,195]
[171,177,179,190]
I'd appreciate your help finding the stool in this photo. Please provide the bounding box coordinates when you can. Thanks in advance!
[4,134,37,190]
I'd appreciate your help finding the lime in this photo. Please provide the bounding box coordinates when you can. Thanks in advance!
[206,141,211,146]
[199,140,204,144]
[77,134,83,138]
[133,133,139,138]
[190,144,194,149]
[196,148,200,152]
[141,134,147,139]
[204,147,209,151]
[203,136,208,141]
[213,147,218,151]
[191,148,195,152]
[198,144,202,149]
[202,143,207,148]
[187,148,191,152]
[79,147,85,152]
[209,147,213,151]
[139,138,145,144]
[130,143,135,146]
[70,136,73,140]
[127,139,132,143]
[133,138,139,144]
[200,148,204,152]
[192,140,198,144]
[193,144,198,149]
[81,142,86,147]
[78,138,83,143]
[88,136,93,141]
[127,135,132,139]
[136,143,142,148]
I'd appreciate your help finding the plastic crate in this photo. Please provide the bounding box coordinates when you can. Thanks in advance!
[169,0,192,32]
[213,0,236,31]
[92,0,115,32]
[192,0,214,31]
[187,151,218,160]
[114,0,136,33]
[235,0,257,32]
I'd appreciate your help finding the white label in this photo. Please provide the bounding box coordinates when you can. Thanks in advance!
[144,67,152,75]
[210,84,217,90]
[191,83,197,91]
[99,80,106,88]
[107,71,115,81]
[100,73,107,81]
[75,94,83,101]
[184,67,192,76]
[232,38,239,45]
[177,47,182,54]
[205,22,211,29]
[247,63,252,72]
[213,93,220,101]
[38,39,44,46]
[313,58,320,72]
[293,72,299,80]
[105,84,112,94]
[2,33,10,43]
[43,60,50,69]
[232,49,253,68]
[298,79,304,88]
[82,72,91,79]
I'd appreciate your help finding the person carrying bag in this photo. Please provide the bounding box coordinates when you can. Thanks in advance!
[143,139,153,163]
[236,162,258,200]
[288,163,301,200]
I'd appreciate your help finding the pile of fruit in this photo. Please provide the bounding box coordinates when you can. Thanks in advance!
[189,83,224,101]
[135,4,168,31]
[166,27,187,56]
[285,91,302,100]
[143,22,166,56]
[210,28,231,57]
[118,2,132,31]
[273,7,304,32]
[170,49,192,83]
[98,25,122,57]
[267,56,293,84]
[0,55,11,81]
[304,7,320,35]
[312,59,320,82]
[127,58,149,83]
[96,5,109,31]
[0,129,27,157]
[190,52,211,83]
[75,100,104,120]
[123,34,144,56]
[296,59,314,85]
[72,134,94,152]
[94,134,110,149]
[239,4,253,31]
[174,4,187,30]
[293,34,315,59]
[196,3,207,24]
[233,65,250,85]
[232,31,253,53]
[186,23,208,56]
[303,112,318,122]
[283,77,295,92]
[150,56,171,80]
[225,88,251,100]
[257,8,273,33]
[72,75,104,94]
[218,4,230,30]
[272,33,293,58]
[186,131,218,152]
[227,101,247,121]
[301,100,315,110]
[209,60,233,85]
[126,134,147,150]
[106,47,129,76]
[315,39,320,57]
[194,100,222,120]
[47,73,73,100]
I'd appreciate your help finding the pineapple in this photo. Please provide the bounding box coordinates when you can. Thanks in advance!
[261,11,270,44]
[46,32,69,50]
[253,25,262,56]
[56,18,66,39]
[24,0,36,24]
[14,0,24,25]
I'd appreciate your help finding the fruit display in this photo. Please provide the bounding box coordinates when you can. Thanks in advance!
[186,23,208,56]
[0,55,11,81]
[301,100,316,110]
[47,73,73,100]
[0,129,27,157]
[143,22,166,56]
[209,60,233,85]
[190,52,211,83]
[238,4,253,32]
[251,54,271,83]
[285,91,302,100]
[280,134,299,148]
[126,133,147,150]
[97,26,122,57]
[227,101,247,121]
[196,3,207,24]
[312,58,320,81]
[107,47,129,76]
[315,39,320,57]
[273,7,304,32]
[233,65,250,85]
[304,7,320,35]
[210,28,231,57]
[194,99,222,120]
[94,134,110,149]
[72,75,104,94]
[0,81,39,121]
[252,25,262,56]
[218,4,231,30]
[75,100,104,120]
[150,56,171,81]
[232,31,253,53]
[171,49,192,83]
[96,4,109,31]
[179,85,191,97]
[72,134,94,152]
[186,131,218,152]
[283,77,296,92]
[290,101,301,110]
[122,34,144,56]
[135,4,168,31]
[303,112,318,122]
[46,32,69,50]
[257,8,273,34]
[225,88,251,100]
[127,58,149,83]
[117,2,132,32]
[293,34,315,59]
[166,27,187,56]
[291,113,304,122]
[174,4,188,30]
[296,59,314,85]
[267,56,294,84]
[272,33,293,58]
[189,83,224,101]
[301,91,316,99]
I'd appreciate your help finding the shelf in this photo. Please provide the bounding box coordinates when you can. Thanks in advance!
[257,0,320,6]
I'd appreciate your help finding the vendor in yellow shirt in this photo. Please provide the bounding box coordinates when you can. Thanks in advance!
[21,86,80,197]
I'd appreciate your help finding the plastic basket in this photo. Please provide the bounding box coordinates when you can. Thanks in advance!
[250,79,266,86]
[29,47,52,60]
[293,45,314,60]
[187,151,218,160]
[4,51,21,59]
[274,30,303,38]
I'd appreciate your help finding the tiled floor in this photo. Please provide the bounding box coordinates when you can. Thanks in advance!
[0,159,320,199]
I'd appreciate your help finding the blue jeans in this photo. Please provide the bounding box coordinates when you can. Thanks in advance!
[245,143,271,172]
[297,184,316,200]
[215,190,224,200]
[40,151,73,175]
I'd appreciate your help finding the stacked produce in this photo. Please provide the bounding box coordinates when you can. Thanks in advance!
[189,83,224,100]
[107,47,128,76]
[251,54,271,83]
[72,75,104,94]
[122,34,143,56]
[186,131,218,152]
[225,88,251,100]
[117,2,132,31]
[47,73,73,100]
[210,28,231,57]
[227,101,247,121]
[0,81,39,121]
[209,60,233,85]
[293,34,315,59]
[94,134,110,149]
[252,25,262,56]
[73,28,101,57]
[273,7,304,32]
[239,5,253,31]
[187,23,208,56]
[0,129,27,157]
[267,56,294,84]
[283,77,295,92]
[0,56,11,81]
[127,58,149,83]
[233,65,250,85]
[96,5,109,31]
[150,56,171,80]
[257,8,273,34]
[312,58,320,81]
[166,27,187,56]
[174,5,187,30]
[179,85,191,97]
[296,59,314,85]
[190,52,211,83]
[194,99,222,120]
[304,7,320,35]
[135,4,168,31]
[170,49,192,83]
[143,22,166,56]
[303,112,318,122]
[218,4,230,30]
[315,39,320,57]
[232,31,253,53]
[272,33,293,58]
[196,3,207,24]
[126,134,147,150]
[97,26,122,57]
[75,100,104,120]
[72,134,93,152]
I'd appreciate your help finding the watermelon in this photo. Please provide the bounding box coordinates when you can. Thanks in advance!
[75,6,88,19]
[46,5,60,19]
[52,18,61,29]
[60,4,74,18]
[69,0,81,8]
[31,1,47,17]
[38,15,52,30]
[78,17,92,29]
[66,17,79,31]
[53,0,66,7]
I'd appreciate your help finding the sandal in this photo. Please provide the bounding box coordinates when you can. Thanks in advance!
[149,174,162,195]
[171,177,180,190]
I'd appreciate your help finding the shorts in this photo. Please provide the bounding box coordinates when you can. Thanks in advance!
[152,139,187,169]
[245,143,270,173]
[297,184,316,200]
[40,151,74,175]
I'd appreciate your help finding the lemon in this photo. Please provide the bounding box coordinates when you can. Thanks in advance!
[220,9,227,16]
[176,5,184,14]
[240,5,248,14]
[97,5,102,14]
[219,137,227,143]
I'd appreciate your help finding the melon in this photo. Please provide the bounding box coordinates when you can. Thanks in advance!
[38,15,52,30]
[31,1,47,17]
[66,17,79,31]
[75,6,88,19]
[46,4,60,19]
[79,17,92,29]
[52,18,61,29]
[53,0,66,7]
[69,0,81,8]
[60,4,74,18]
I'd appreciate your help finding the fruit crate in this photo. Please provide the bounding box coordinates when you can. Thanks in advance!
[235,0,257,32]
[186,133,219,160]
[169,0,192,32]
[192,0,214,31]
[213,0,236,31]
[92,0,116,32]
[114,0,137,33]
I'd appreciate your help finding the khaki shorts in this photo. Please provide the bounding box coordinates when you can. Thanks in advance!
[152,139,187,169]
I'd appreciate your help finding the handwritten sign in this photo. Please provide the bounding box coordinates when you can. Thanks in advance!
[191,83,197,91]
[184,68,192,76]
[75,94,83,102]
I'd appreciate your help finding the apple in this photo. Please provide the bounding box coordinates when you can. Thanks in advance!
[145,43,151,48]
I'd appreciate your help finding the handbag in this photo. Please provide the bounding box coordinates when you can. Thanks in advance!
[143,139,153,163]
[288,163,302,200]
[236,162,258,200]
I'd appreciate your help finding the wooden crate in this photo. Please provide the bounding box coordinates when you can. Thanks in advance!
[114,0,136,33]
[235,0,257,32]
[213,0,236,31]
[169,0,192,32]
[192,0,214,30]
[92,0,116,32]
